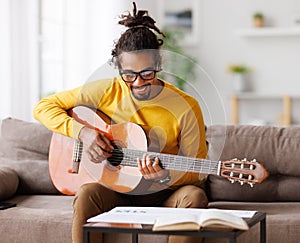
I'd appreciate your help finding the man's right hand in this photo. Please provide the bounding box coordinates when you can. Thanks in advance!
[78,127,114,163]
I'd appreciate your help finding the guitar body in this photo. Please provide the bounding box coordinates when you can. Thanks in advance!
[49,106,148,195]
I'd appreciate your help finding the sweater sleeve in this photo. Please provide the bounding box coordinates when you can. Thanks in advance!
[33,79,115,139]
[33,87,85,139]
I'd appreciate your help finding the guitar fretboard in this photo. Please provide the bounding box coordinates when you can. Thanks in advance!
[108,148,221,175]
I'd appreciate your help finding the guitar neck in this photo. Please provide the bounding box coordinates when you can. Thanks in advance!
[119,148,221,175]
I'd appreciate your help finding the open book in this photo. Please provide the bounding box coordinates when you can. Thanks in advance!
[87,207,255,231]
[153,209,249,231]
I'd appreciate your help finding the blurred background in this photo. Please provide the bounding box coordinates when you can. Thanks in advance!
[1,0,300,126]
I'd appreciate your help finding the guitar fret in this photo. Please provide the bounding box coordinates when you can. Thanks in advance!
[192,160,196,172]
[197,159,202,173]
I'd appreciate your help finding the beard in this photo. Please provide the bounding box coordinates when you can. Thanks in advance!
[130,83,151,100]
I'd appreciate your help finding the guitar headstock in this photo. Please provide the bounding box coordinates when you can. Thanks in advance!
[220,158,269,187]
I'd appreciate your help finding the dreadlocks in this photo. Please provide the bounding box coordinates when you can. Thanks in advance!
[111,2,165,66]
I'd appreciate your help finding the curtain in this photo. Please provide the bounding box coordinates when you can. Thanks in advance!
[0,0,39,121]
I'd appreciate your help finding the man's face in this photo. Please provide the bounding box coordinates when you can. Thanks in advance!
[119,51,161,100]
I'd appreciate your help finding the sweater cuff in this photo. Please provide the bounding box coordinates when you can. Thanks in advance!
[72,119,85,140]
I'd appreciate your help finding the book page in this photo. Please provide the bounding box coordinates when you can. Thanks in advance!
[88,207,206,224]
[153,214,201,231]
[200,209,249,230]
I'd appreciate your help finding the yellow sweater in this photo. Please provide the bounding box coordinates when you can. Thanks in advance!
[34,77,207,189]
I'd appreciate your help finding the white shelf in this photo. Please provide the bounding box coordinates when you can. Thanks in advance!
[230,93,300,126]
[232,92,300,100]
[233,92,300,99]
[235,27,300,37]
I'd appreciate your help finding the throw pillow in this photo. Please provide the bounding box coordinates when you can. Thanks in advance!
[0,158,60,195]
[0,167,19,200]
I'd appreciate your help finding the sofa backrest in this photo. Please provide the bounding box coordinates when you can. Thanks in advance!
[0,117,51,160]
[206,125,300,202]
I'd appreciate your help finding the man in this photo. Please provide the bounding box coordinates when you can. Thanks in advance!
[34,3,208,243]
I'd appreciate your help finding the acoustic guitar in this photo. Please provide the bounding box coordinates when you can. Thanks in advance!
[49,106,269,195]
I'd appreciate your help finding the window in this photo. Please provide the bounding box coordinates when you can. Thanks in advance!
[39,0,87,97]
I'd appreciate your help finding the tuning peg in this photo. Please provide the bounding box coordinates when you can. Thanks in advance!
[229,179,235,183]
[248,175,252,180]
[242,158,247,162]
[240,181,244,186]
[252,159,257,162]
[248,182,254,188]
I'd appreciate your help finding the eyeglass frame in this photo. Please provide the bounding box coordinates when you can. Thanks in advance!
[119,68,161,83]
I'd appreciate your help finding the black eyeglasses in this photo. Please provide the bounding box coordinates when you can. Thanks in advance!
[119,69,161,83]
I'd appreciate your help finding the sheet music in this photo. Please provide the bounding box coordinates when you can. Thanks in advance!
[87,207,257,224]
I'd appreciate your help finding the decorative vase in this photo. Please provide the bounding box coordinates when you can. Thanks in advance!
[233,73,247,92]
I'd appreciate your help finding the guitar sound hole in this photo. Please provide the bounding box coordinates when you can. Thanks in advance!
[107,145,123,166]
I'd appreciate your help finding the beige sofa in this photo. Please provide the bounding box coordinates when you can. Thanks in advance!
[0,117,299,243]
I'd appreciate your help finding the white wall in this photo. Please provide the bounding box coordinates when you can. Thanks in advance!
[194,0,300,124]
[84,0,131,77]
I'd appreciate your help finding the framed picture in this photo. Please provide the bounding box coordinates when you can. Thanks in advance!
[158,0,200,46]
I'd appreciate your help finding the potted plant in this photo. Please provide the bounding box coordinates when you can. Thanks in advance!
[253,12,264,28]
[227,64,251,92]
[227,64,250,74]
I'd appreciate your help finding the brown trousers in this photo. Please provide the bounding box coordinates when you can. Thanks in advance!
[72,183,208,243]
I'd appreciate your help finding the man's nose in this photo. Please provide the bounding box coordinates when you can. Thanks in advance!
[134,75,144,85]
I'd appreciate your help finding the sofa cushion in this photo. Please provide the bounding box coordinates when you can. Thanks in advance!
[0,158,59,195]
[0,117,52,160]
[0,167,19,200]
[0,195,73,243]
[206,125,300,201]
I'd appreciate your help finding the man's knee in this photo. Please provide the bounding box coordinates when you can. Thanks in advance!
[176,185,208,208]
[73,183,103,209]
[76,183,101,197]
[190,186,208,208]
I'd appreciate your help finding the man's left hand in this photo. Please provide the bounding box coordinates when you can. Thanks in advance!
[137,154,169,181]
